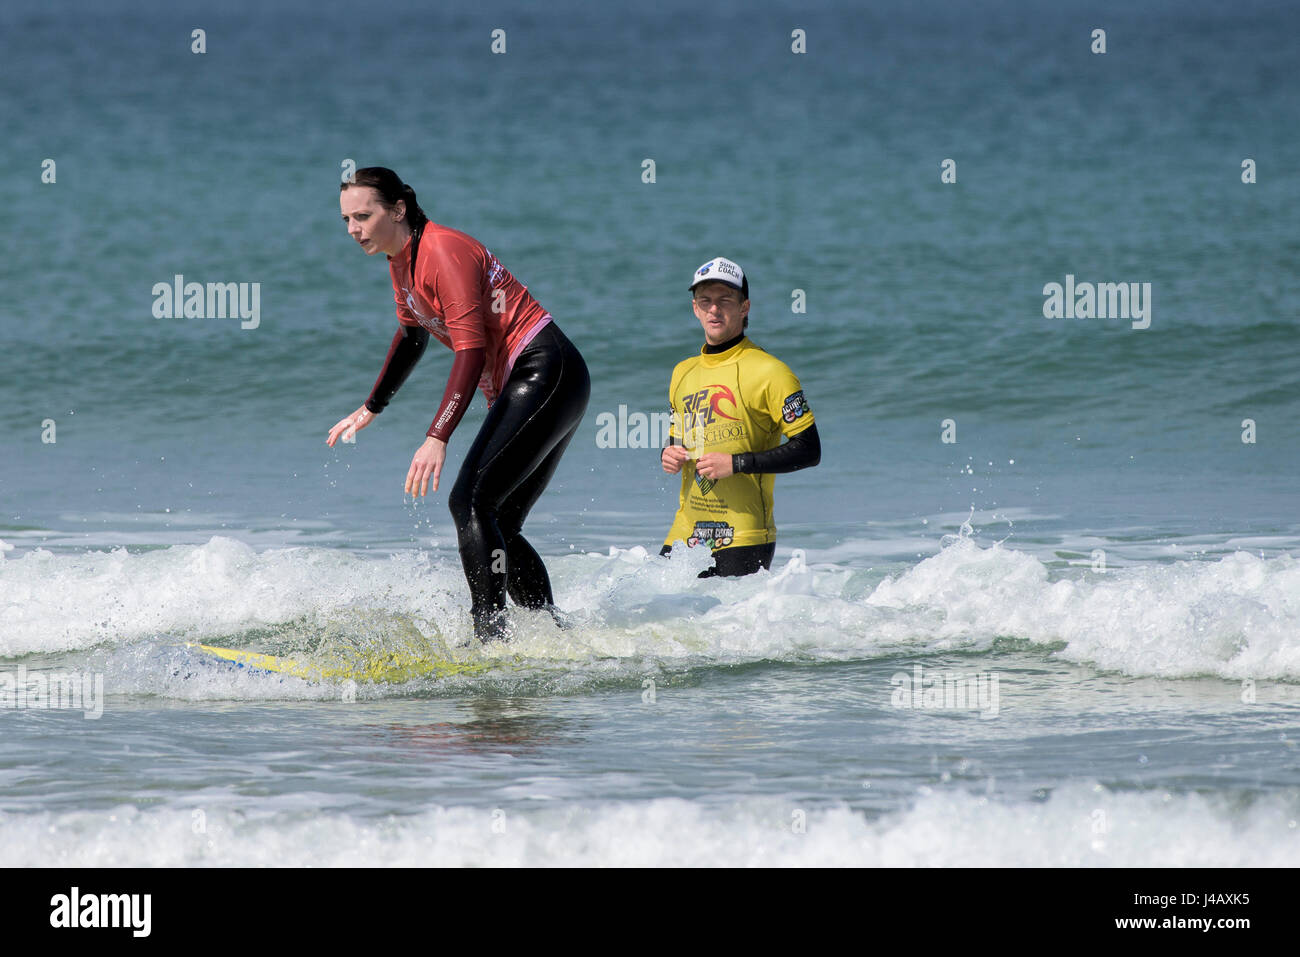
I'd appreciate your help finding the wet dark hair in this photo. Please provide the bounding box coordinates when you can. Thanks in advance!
[340,167,428,232]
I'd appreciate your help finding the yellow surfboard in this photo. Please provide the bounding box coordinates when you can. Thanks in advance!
[186,641,492,683]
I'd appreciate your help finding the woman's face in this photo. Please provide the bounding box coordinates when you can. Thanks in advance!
[340,186,408,257]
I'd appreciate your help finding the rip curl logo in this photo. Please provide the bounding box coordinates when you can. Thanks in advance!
[687,521,735,549]
[782,390,809,423]
[706,385,739,421]
[404,288,449,337]
[681,385,740,437]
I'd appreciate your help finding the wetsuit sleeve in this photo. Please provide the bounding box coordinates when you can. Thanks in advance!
[366,324,430,414]
[733,422,820,474]
[427,347,485,441]
[427,233,488,351]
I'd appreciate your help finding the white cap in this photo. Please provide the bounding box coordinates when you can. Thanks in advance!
[689,257,748,297]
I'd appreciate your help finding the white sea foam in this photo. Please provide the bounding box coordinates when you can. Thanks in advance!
[4,783,1295,867]
[2,536,1297,682]
[862,538,1300,679]
[0,537,468,657]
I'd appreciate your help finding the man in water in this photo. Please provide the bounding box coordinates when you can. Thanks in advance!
[660,257,821,577]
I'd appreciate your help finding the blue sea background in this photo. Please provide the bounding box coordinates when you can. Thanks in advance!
[1,0,1298,866]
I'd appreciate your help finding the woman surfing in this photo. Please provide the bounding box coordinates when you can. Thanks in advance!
[328,168,589,641]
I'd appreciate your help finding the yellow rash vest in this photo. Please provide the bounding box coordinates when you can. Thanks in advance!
[664,337,814,551]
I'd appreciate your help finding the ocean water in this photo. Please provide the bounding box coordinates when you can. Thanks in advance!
[2,0,1299,868]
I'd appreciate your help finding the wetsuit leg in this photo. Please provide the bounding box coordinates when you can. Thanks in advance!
[704,542,775,577]
[448,324,590,640]
[496,421,581,610]
[659,542,776,578]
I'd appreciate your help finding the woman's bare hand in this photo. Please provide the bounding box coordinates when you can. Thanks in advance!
[406,437,447,496]
[327,405,375,447]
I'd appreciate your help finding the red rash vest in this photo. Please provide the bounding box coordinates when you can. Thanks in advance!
[377,223,552,441]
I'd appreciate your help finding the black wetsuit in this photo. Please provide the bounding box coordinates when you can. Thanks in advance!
[449,323,589,637]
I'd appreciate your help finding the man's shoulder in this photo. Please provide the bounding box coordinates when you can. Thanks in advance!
[737,340,801,381]
[670,353,702,378]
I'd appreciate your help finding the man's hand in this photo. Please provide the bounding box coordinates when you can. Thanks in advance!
[661,445,691,474]
[695,452,734,480]
[406,437,447,496]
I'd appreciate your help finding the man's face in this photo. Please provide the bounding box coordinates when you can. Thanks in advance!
[692,282,749,345]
